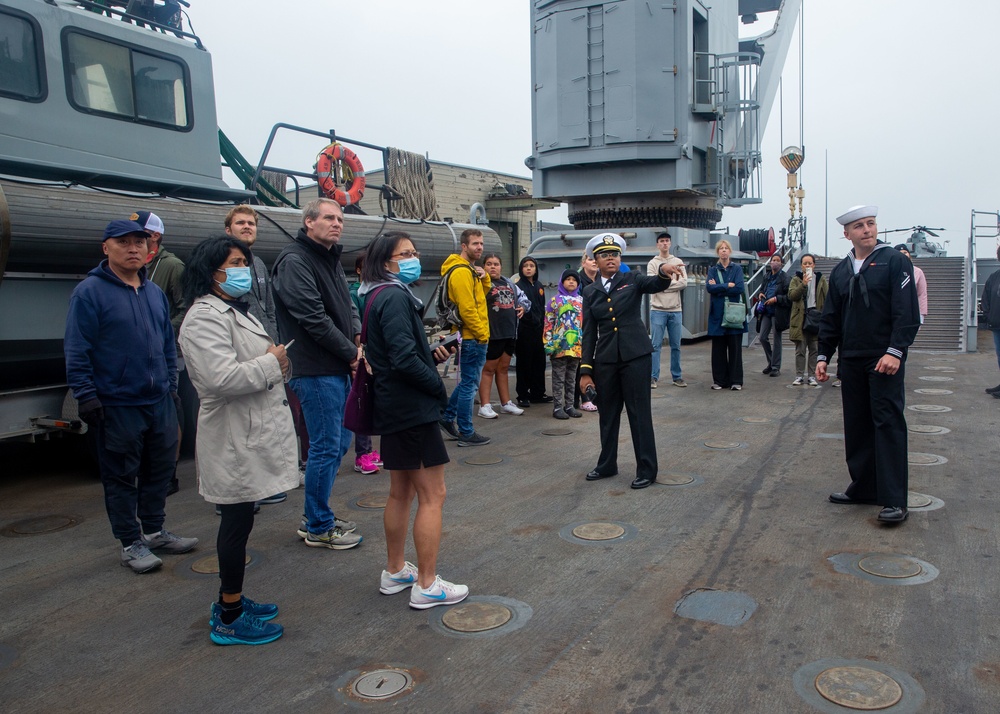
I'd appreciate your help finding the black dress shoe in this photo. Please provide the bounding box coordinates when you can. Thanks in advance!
[762,366,772,375]
[531,395,554,403]
[877,506,908,523]
[585,469,616,481]
[516,398,531,408]
[769,369,780,378]
[166,477,179,496]
[630,476,654,489]
[986,384,1000,394]
[829,492,878,505]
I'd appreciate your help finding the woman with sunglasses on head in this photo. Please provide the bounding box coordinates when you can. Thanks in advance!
[359,232,469,610]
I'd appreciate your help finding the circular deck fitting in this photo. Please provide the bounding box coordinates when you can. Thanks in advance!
[814,666,904,710]
[770,398,796,404]
[927,357,956,361]
[908,424,951,435]
[351,669,413,700]
[560,521,638,546]
[463,455,504,466]
[738,416,772,423]
[922,365,956,372]
[907,404,952,413]
[191,553,252,575]
[857,555,923,579]
[827,552,939,586]
[1,514,82,537]
[355,494,388,509]
[656,472,696,486]
[913,388,953,395]
[815,433,845,440]
[673,588,757,627]
[572,522,626,541]
[794,659,925,713]
[703,440,745,450]
[908,452,947,466]
[441,601,513,633]
[918,375,954,382]
[907,492,934,508]
[427,596,533,639]
[539,429,573,437]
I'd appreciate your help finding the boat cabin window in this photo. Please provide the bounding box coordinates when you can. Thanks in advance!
[0,10,45,101]
[64,31,189,129]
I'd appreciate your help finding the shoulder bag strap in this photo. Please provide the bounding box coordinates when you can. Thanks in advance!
[360,285,392,344]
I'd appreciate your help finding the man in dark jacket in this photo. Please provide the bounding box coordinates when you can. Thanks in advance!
[65,219,197,573]
[272,198,362,550]
[578,233,682,489]
[817,205,920,525]
[757,253,791,377]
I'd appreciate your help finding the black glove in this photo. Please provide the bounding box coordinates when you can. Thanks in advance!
[78,398,104,426]
[171,392,183,416]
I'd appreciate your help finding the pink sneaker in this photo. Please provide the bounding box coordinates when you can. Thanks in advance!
[354,453,379,474]
[370,450,383,467]
[580,402,598,412]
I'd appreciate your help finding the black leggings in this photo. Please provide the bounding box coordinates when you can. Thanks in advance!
[217,502,256,595]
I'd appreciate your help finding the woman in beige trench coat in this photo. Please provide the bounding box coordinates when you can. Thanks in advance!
[179,235,298,646]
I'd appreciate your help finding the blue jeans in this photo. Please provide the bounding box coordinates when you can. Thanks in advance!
[290,375,352,534]
[650,310,683,381]
[442,341,488,436]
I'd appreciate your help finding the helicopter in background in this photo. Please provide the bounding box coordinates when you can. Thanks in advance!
[880,226,948,257]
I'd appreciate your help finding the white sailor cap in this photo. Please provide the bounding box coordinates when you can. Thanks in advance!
[585,232,626,258]
[836,205,877,226]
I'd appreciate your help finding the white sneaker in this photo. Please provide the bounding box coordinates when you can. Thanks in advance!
[409,575,470,609]
[501,400,524,415]
[478,403,498,419]
[808,377,819,387]
[791,376,804,386]
[380,561,419,595]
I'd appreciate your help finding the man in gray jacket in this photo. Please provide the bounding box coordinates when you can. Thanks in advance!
[272,198,362,550]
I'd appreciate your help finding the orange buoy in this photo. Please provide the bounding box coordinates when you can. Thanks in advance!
[315,142,366,207]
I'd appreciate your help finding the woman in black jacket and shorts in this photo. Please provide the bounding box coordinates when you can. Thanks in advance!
[359,232,470,610]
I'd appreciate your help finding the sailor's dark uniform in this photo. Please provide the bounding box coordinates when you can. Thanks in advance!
[580,270,672,481]
[818,242,920,507]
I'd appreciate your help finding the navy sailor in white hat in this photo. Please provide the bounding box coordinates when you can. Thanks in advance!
[579,232,684,489]
[816,205,920,524]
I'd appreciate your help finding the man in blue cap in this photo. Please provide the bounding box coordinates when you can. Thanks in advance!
[578,232,683,489]
[65,219,198,573]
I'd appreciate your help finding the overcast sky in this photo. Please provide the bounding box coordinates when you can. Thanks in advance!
[189,0,1000,259]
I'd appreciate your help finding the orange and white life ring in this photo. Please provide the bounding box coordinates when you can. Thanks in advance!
[315,142,366,207]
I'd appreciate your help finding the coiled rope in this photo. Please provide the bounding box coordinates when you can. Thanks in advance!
[379,147,440,221]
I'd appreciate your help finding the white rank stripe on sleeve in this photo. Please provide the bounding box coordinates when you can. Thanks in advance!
[901,273,911,289]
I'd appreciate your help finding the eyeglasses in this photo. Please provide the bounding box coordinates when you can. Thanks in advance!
[596,250,621,259]
[392,250,420,259]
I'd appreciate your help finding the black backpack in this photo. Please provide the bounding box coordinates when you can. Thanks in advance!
[431,263,475,330]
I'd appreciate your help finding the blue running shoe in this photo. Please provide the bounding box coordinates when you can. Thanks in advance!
[210,603,283,646]
[240,595,278,621]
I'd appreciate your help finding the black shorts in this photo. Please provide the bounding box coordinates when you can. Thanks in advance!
[486,338,517,361]
[380,421,450,471]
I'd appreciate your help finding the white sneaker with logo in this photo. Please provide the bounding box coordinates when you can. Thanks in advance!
[380,561,419,595]
[478,403,498,419]
[409,575,470,609]
[501,400,524,415]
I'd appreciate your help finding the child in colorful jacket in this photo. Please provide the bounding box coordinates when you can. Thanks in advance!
[544,270,583,419]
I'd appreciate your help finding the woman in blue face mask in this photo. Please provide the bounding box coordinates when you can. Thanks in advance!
[358,232,470,610]
[178,235,300,646]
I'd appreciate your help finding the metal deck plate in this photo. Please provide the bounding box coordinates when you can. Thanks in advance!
[191,553,251,574]
[674,588,757,627]
[352,669,413,700]
[656,473,696,485]
[908,452,948,465]
[908,404,952,412]
[739,416,772,423]
[703,440,743,449]
[442,602,513,633]
[922,365,956,372]
[539,429,573,436]
[464,455,504,465]
[907,492,934,508]
[857,555,923,579]
[572,523,626,541]
[913,388,953,395]
[918,376,954,382]
[908,424,951,434]
[2,515,81,537]
[356,494,388,509]
[814,666,903,710]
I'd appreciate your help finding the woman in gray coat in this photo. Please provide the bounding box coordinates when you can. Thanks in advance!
[179,236,299,646]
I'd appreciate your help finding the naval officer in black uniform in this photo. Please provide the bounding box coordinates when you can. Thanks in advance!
[579,233,683,489]
[816,205,920,524]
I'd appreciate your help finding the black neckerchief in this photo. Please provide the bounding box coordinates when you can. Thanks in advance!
[846,243,890,309]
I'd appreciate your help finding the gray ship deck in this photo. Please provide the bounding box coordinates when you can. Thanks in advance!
[2,336,998,713]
